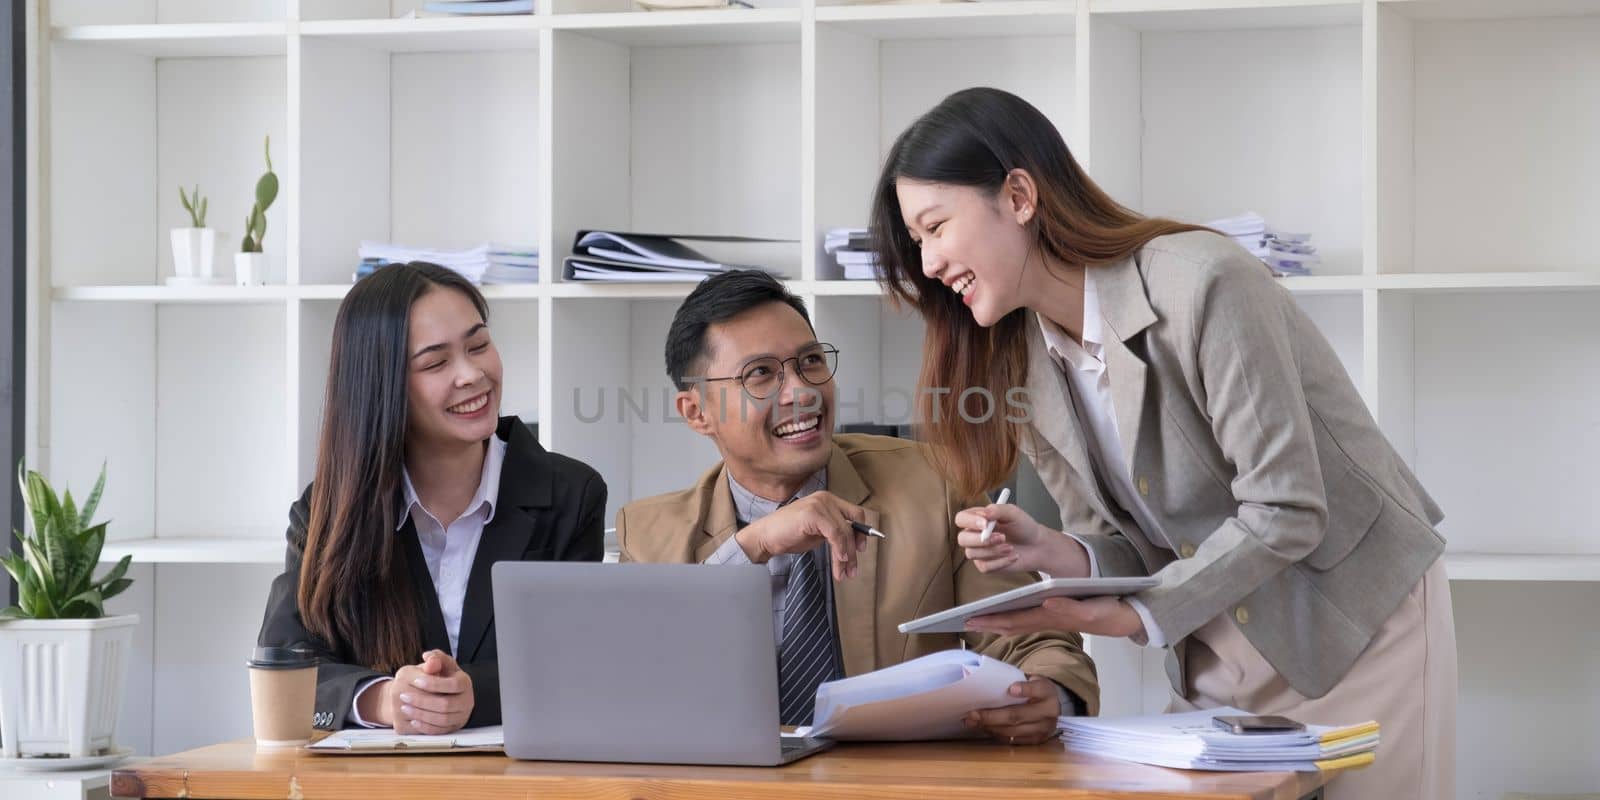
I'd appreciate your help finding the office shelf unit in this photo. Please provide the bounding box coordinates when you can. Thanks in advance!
[27,0,1599,794]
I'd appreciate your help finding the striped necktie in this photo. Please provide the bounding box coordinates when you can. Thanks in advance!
[777,549,837,726]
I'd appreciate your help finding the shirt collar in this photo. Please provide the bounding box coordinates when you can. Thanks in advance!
[726,468,828,525]
[1037,267,1105,372]
[397,435,508,531]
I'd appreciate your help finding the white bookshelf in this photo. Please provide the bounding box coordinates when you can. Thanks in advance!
[28,0,1600,794]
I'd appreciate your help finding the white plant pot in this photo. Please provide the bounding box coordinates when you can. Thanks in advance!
[234,251,266,286]
[170,227,215,281]
[0,615,138,759]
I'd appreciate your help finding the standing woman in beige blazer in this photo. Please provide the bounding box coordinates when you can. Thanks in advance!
[870,87,1456,799]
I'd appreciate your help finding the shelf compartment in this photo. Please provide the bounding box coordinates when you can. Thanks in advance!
[298,34,542,285]
[547,27,803,281]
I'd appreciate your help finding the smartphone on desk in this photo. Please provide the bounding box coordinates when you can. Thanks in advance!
[1212,715,1305,734]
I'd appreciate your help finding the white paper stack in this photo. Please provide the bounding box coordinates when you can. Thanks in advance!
[1205,211,1270,259]
[1260,232,1320,277]
[356,241,538,285]
[1058,707,1380,773]
[801,649,1026,742]
[1203,212,1322,277]
[823,227,879,280]
[483,244,541,285]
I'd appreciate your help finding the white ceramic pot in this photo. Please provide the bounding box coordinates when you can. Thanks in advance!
[0,614,138,759]
[234,251,266,286]
[170,227,215,281]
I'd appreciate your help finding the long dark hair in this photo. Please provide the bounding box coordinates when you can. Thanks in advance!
[298,262,490,672]
[871,87,1210,499]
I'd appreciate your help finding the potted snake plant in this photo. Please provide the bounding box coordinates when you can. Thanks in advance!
[0,464,137,761]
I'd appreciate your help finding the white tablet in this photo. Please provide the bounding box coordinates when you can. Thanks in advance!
[897,577,1160,634]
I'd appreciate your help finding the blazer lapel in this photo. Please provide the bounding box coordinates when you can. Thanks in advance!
[399,520,451,654]
[692,467,741,563]
[456,421,554,662]
[1104,337,1149,475]
[1025,318,1112,519]
[825,445,880,677]
[1094,257,1160,477]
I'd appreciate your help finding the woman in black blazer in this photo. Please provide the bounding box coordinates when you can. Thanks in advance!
[258,262,606,733]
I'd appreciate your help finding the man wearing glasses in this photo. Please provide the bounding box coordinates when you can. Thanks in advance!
[617,270,1097,745]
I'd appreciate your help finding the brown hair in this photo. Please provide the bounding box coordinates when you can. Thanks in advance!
[298,262,489,672]
[870,87,1209,499]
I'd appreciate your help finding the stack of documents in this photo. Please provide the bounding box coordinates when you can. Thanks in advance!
[1206,211,1270,259]
[482,244,541,285]
[1259,232,1320,277]
[824,227,880,280]
[1204,212,1321,277]
[562,230,767,283]
[799,649,1026,742]
[419,0,534,15]
[1058,707,1379,772]
[356,241,539,285]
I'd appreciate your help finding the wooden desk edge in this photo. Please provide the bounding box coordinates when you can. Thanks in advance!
[111,740,1333,800]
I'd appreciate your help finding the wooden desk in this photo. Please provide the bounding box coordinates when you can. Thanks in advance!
[112,740,1334,800]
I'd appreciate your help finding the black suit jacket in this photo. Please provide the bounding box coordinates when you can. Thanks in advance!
[257,416,606,730]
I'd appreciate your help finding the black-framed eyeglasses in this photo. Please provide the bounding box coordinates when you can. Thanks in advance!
[692,344,840,400]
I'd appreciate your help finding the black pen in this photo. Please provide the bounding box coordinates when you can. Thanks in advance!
[850,520,887,539]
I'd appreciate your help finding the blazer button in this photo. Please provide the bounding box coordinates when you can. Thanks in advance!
[1234,606,1250,625]
[1137,476,1150,497]
[1179,543,1196,559]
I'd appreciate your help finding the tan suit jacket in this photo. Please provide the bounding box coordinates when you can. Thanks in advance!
[618,434,1101,714]
[1022,231,1446,699]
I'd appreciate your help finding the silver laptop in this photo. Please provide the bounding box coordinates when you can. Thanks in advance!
[491,561,834,766]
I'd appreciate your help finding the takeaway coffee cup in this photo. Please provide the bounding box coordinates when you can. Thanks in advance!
[247,646,318,749]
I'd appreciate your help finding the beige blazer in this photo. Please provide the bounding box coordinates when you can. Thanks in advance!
[1023,231,1446,700]
[617,434,1102,714]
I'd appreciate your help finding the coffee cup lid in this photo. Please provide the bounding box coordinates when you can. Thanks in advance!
[248,645,317,670]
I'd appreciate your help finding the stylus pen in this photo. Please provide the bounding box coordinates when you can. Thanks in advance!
[979,487,1012,544]
[849,521,887,539]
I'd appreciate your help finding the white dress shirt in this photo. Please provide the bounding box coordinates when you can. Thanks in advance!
[1036,269,1173,648]
[350,435,508,727]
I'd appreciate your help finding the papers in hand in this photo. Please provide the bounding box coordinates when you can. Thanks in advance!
[1058,708,1380,773]
[806,650,1026,741]
[307,725,505,754]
